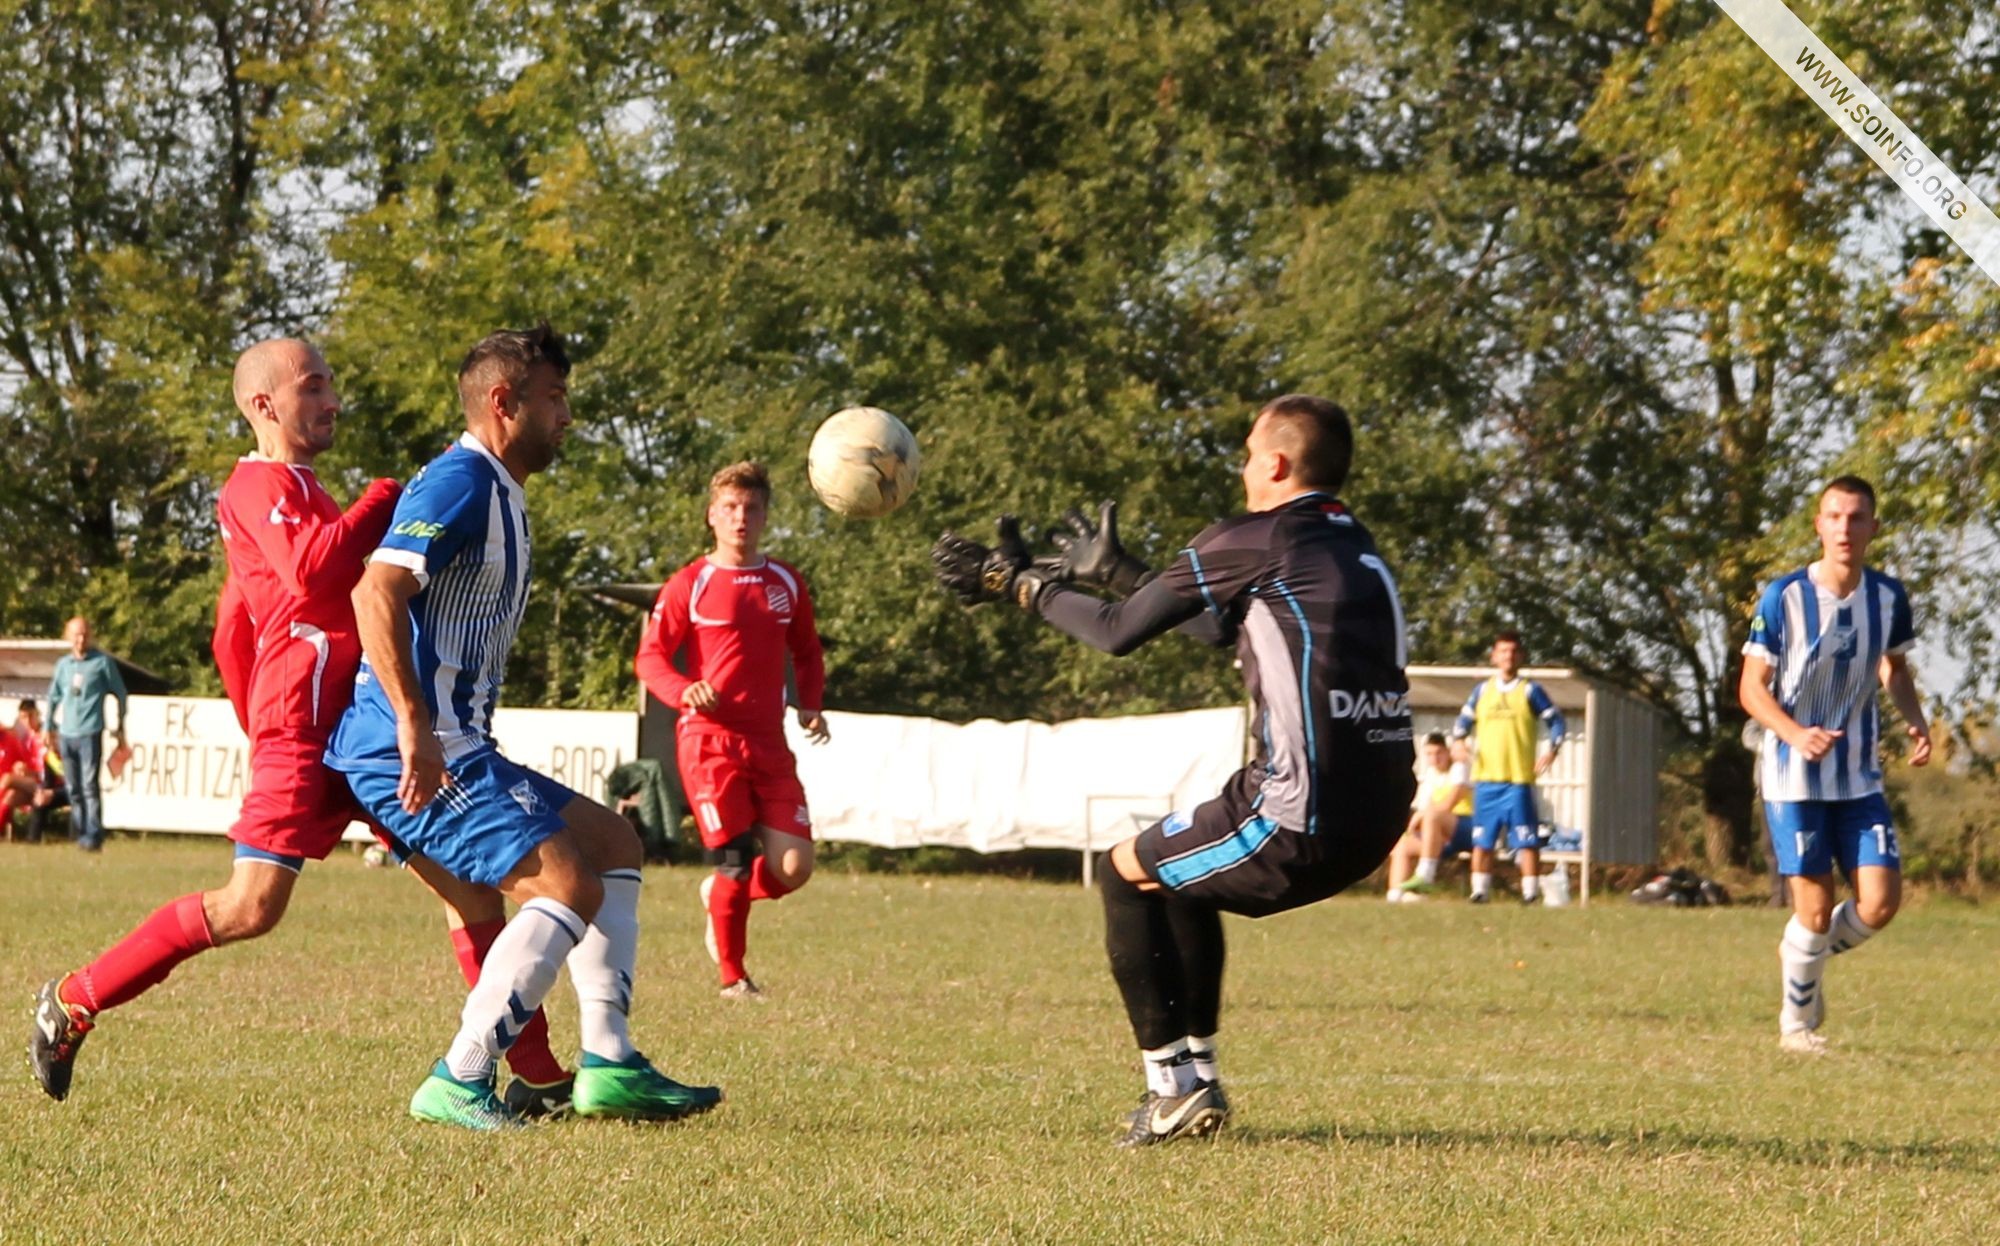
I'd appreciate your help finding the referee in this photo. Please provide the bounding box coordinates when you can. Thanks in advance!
[933,394,1414,1145]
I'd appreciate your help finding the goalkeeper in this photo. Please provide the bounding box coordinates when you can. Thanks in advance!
[932,394,1414,1147]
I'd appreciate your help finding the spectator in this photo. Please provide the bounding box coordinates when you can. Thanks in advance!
[1450,631,1566,904]
[1385,732,1474,901]
[1,708,36,836]
[46,617,128,853]
[7,700,62,842]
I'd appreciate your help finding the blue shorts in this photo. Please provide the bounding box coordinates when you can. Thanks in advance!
[1764,793,1898,878]
[234,843,306,874]
[1471,783,1541,852]
[343,749,576,887]
[1441,815,1475,858]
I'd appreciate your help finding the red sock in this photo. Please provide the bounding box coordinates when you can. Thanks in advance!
[747,857,797,902]
[65,893,215,1014]
[709,872,752,985]
[450,920,569,1085]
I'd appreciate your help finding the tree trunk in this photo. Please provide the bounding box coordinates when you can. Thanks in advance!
[1699,720,1755,870]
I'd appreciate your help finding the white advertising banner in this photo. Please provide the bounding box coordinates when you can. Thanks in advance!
[95,694,1244,855]
[782,706,1248,854]
[101,696,637,836]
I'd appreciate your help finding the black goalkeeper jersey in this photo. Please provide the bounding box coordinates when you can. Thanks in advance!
[1039,491,1416,838]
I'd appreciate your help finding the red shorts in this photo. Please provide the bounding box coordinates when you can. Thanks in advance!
[228,730,364,861]
[677,730,810,850]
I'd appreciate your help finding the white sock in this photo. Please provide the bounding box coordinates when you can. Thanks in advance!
[1521,873,1541,901]
[1779,916,1830,1035]
[1827,900,1878,956]
[1471,872,1492,899]
[569,870,642,1062]
[1142,1040,1196,1097]
[445,897,586,1083]
[1186,1034,1218,1085]
[1415,858,1439,885]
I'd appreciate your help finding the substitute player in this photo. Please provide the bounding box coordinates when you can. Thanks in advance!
[1386,732,1473,902]
[328,322,720,1129]
[30,339,406,1100]
[1738,475,1928,1055]
[1450,632,1565,903]
[933,394,1414,1146]
[636,461,828,1000]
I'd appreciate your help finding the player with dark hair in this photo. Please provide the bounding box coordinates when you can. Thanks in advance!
[1738,474,1929,1055]
[328,323,720,1128]
[636,461,828,1000]
[932,392,1414,1146]
[1450,631,1565,903]
[29,338,578,1111]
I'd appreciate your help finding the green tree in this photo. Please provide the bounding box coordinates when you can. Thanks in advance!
[1253,0,1999,866]
[0,0,329,684]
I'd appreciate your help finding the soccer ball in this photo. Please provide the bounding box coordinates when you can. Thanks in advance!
[807,406,920,518]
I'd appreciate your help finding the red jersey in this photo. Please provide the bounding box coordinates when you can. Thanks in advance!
[212,573,257,734]
[636,555,825,739]
[0,727,27,776]
[215,458,399,738]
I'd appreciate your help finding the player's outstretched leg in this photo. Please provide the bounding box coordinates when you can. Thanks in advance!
[568,868,723,1120]
[29,977,95,1102]
[29,861,295,1101]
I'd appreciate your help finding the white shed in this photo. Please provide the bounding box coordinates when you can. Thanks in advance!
[1406,665,1663,904]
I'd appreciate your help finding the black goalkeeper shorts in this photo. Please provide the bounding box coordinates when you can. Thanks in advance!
[1132,764,1404,918]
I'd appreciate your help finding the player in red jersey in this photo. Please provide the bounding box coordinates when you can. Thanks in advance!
[637,461,828,999]
[28,339,567,1110]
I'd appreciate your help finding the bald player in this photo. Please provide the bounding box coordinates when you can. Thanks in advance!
[29,339,569,1109]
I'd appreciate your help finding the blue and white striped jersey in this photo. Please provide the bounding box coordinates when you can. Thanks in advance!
[1743,565,1914,803]
[328,433,530,772]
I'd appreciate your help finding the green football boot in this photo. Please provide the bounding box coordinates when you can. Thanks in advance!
[572,1052,722,1121]
[409,1060,526,1131]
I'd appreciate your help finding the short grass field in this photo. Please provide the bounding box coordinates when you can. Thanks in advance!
[4,839,1999,1244]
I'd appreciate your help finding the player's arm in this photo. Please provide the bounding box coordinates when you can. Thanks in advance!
[104,655,128,746]
[353,471,480,812]
[1737,581,1840,762]
[634,574,705,710]
[931,514,1239,655]
[211,577,256,734]
[1738,655,1839,762]
[1529,684,1566,777]
[788,575,830,743]
[1877,583,1929,766]
[1450,688,1478,741]
[43,660,63,747]
[352,559,447,812]
[1037,500,1228,646]
[247,471,401,600]
[1879,654,1930,766]
[1036,576,1208,656]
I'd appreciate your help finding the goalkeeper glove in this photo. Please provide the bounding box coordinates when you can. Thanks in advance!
[1041,500,1153,596]
[931,515,1056,609]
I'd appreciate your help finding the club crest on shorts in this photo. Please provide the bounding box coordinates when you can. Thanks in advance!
[509,779,549,816]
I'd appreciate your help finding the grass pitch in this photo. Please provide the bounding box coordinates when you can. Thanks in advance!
[3,838,1998,1244]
